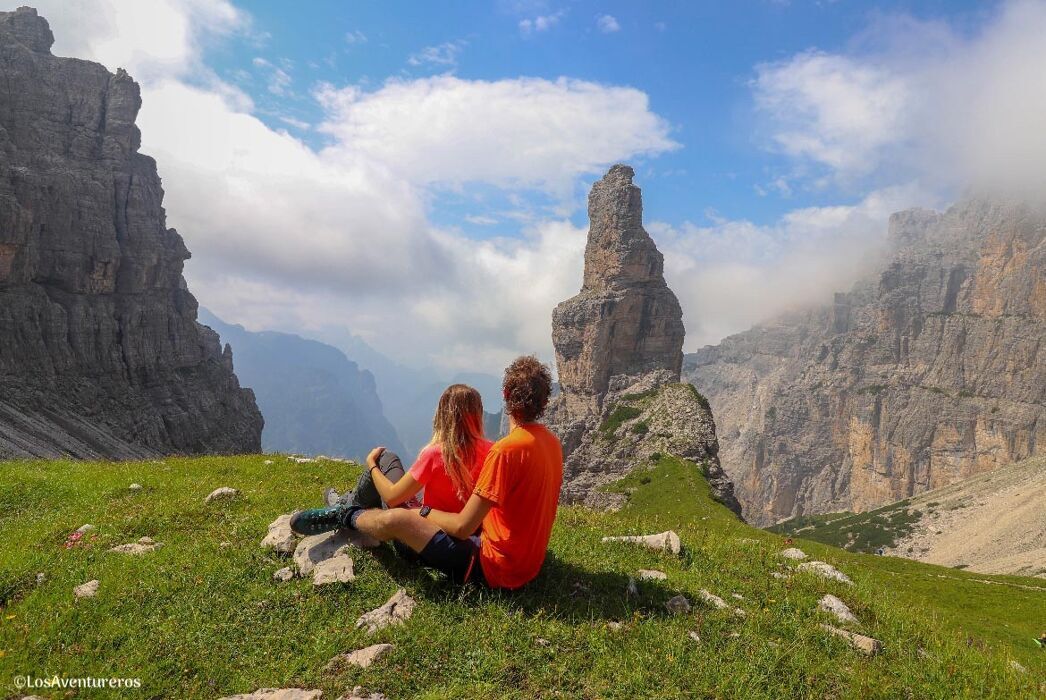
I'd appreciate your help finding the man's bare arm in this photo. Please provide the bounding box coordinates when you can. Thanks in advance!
[427,493,494,539]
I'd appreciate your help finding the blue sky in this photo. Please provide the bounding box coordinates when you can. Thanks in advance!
[17,0,1046,375]
[209,0,987,230]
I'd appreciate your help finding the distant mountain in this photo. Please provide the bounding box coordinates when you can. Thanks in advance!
[686,198,1045,526]
[199,309,403,460]
[317,328,503,456]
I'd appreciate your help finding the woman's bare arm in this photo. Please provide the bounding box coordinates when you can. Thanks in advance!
[366,447,422,506]
[426,493,493,539]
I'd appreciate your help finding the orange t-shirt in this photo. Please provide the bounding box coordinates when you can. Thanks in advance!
[473,423,563,589]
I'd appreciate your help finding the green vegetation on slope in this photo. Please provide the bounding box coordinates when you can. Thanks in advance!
[0,455,1042,699]
[768,501,923,554]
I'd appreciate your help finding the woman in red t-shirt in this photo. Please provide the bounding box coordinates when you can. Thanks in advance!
[329,384,492,514]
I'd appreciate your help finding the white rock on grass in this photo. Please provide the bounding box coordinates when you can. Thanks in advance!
[637,569,667,580]
[290,457,316,464]
[264,459,274,465]
[798,561,853,585]
[1009,660,1027,673]
[337,687,387,700]
[36,572,46,585]
[780,547,807,560]
[698,589,746,616]
[355,589,416,634]
[128,483,143,492]
[294,531,353,576]
[220,689,322,700]
[273,567,295,582]
[74,579,99,599]
[818,594,858,624]
[261,513,300,554]
[688,631,701,643]
[205,487,239,503]
[820,624,882,656]
[109,537,162,555]
[75,524,94,534]
[312,553,355,586]
[326,643,394,671]
[601,530,681,555]
[770,572,789,580]
[665,595,691,615]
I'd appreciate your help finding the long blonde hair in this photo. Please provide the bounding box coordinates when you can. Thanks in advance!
[430,384,485,500]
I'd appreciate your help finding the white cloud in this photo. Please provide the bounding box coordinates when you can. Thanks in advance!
[753,0,1046,196]
[596,15,620,34]
[315,76,679,196]
[519,10,564,36]
[345,29,367,45]
[35,0,244,81]
[252,56,292,95]
[651,183,938,348]
[407,40,466,68]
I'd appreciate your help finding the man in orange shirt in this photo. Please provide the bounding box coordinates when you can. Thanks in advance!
[291,355,563,589]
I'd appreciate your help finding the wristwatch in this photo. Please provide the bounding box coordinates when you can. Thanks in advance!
[419,505,432,518]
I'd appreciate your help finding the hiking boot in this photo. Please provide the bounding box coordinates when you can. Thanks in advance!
[323,487,341,507]
[290,506,351,536]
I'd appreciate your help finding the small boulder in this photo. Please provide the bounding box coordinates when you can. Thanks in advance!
[820,624,881,656]
[312,553,355,586]
[205,487,239,503]
[326,643,394,671]
[261,513,300,554]
[294,531,354,576]
[219,690,322,700]
[637,569,667,581]
[75,524,94,534]
[665,595,691,615]
[688,631,701,643]
[35,572,46,585]
[337,688,387,700]
[109,537,162,555]
[273,567,295,582]
[264,459,274,465]
[780,547,807,560]
[698,589,746,616]
[601,530,681,555]
[798,561,853,585]
[355,588,416,633]
[128,483,143,493]
[818,594,858,624]
[770,572,789,580]
[74,579,99,599]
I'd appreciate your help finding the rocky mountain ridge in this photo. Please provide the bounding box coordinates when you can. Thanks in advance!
[686,197,1045,526]
[200,310,403,461]
[0,7,262,458]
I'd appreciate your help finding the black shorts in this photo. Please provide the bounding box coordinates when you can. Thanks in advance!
[417,531,486,585]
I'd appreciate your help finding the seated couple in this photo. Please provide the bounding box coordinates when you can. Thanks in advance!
[290,355,563,590]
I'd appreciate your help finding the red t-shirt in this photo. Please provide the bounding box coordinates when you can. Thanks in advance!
[408,440,493,513]
[473,423,563,589]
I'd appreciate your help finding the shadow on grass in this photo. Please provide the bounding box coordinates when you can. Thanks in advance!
[368,546,677,622]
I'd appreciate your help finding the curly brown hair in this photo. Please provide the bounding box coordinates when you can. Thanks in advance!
[502,355,553,423]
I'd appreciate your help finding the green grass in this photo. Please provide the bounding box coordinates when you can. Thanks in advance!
[598,406,642,437]
[768,502,923,554]
[0,454,1043,699]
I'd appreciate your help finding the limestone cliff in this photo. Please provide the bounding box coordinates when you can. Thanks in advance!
[0,8,262,458]
[549,165,739,514]
[685,197,1045,526]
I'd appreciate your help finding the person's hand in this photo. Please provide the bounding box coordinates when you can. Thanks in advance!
[366,446,386,469]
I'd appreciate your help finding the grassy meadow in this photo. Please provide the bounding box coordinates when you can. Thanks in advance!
[0,453,1043,699]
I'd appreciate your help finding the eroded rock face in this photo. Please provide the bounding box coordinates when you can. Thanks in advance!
[686,198,1045,526]
[0,8,262,459]
[550,165,685,442]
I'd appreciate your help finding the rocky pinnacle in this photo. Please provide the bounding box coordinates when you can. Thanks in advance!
[0,8,263,458]
[552,164,685,423]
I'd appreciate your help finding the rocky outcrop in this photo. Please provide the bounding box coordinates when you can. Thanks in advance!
[550,165,685,451]
[0,8,262,458]
[686,197,1045,526]
[549,165,739,515]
